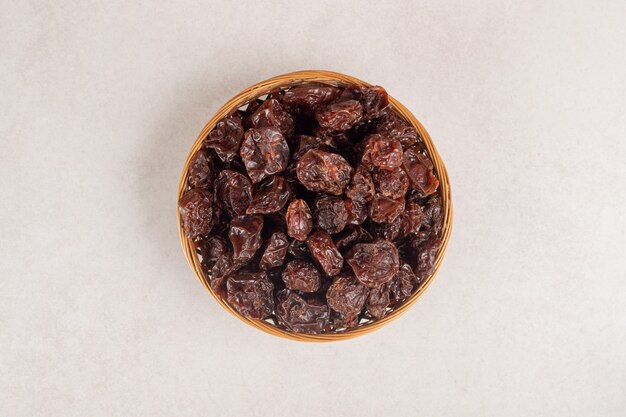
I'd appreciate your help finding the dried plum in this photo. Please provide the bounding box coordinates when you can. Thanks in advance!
[402,148,439,196]
[247,176,291,214]
[259,232,289,270]
[226,271,274,319]
[214,170,252,218]
[282,260,322,292]
[229,215,264,261]
[205,115,244,162]
[296,149,353,195]
[179,188,213,239]
[326,273,368,320]
[306,231,343,276]
[188,148,215,189]
[347,240,400,287]
[276,290,330,334]
[240,127,289,183]
[285,199,313,241]
[315,100,363,132]
[249,98,294,135]
[313,195,348,234]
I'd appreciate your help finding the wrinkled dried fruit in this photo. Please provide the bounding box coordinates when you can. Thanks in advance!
[296,149,353,195]
[347,240,400,287]
[240,127,289,183]
[188,148,215,189]
[369,194,405,223]
[388,263,416,303]
[376,112,418,148]
[229,215,264,261]
[362,134,403,170]
[179,188,213,238]
[313,195,347,234]
[285,199,313,241]
[366,285,390,319]
[334,226,373,253]
[346,165,375,202]
[249,98,294,135]
[282,84,340,114]
[276,290,330,334]
[421,194,443,234]
[247,176,291,214]
[259,232,289,270]
[287,238,309,259]
[326,274,368,319]
[414,235,441,281]
[402,148,439,196]
[197,236,228,269]
[344,198,367,226]
[205,115,244,162]
[370,216,402,241]
[373,167,409,198]
[215,170,252,218]
[306,231,343,276]
[315,100,363,132]
[400,200,424,237]
[282,260,322,292]
[226,271,274,319]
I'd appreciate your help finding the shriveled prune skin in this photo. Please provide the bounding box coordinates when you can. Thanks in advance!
[197,236,228,269]
[259,232,289,270]
[247,176,291,214]
[347,240,400,287]
[276,290,330,334]
[347,85,389,122]
[214,170,252,218]
[373,167,409,198]
[376,112,418,148]
[226,271,274,320]
[420,194,443,234]
[369,194,405,223]
[362,134,403,170]
[285,199,313,241]
[346,165,375,202]
[188,148,215,189]
[229,215,264,262]
[388,263,416,303]
[366,285,390,319]
[287,238,309,259]
[326,273,369,319]
[179,188,213,239]
[296,149,353,195]
[313,195,348,234]
[344,198,367,226]
[370,216,402,241]
[282,84,340,114]
[249,98,295,136]
[291,135,335,161]
[315,100,363,132]
[414,235,441,281]
[240,127,289,183]
[306,231,343,276]
[282,260,322,292]
[210,252,244,298]
[205,114,244,162]
[400,200,424,237]
[402,148,439,196]
[334,226,373,253]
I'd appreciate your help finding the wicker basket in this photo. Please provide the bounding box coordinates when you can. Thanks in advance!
[177,70,453,342]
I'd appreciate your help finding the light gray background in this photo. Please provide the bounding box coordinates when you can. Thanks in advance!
[1,1,625,416]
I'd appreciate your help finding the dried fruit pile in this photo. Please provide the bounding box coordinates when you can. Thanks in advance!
[179,82,444,334]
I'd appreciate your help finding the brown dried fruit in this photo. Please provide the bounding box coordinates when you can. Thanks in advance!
[259,232,289,270]
[285,199,313,241]
[205,115,244,162]
[315,100,363,132]
[344,198,367,226]
[346,164,375,202]
[306,231,343,276]
[369,194,405,223]
[282,84,340,114]
[247,176,291,214]
[313,195,348,234]
[376,112,418,148]
[226,271,274,319]
[296,149,353,195]
[249,98,294,135]
[276,290,330,334]
[402,148,439,196]
[347,240,400,287]
[373,167,409,198]
[326,273,369,319]
[362,134,403,170]
[214,170,252,218]
[179,188,213,239]
[188,148,215,189]
[282,260,322,292]
[240,127,289,183]
[229,215,264,262]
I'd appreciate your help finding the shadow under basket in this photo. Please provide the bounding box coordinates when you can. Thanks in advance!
[177,70,453,342]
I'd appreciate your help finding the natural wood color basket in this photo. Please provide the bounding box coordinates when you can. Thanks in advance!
[177,70,453,342]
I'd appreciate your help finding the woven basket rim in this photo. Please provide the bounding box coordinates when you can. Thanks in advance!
[177,70,453,342]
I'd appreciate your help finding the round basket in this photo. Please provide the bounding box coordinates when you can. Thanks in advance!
[178,70,453,342]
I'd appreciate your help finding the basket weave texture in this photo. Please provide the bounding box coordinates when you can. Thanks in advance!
[177,70,453,342]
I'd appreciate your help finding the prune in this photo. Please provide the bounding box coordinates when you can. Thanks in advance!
[362,134,403,170]
[346,85,389,122]
[240,127,289,183]
[205,114,244,162]
[188,148,215,189]
[285,199,313,241]
[366,285,390,319]
[347,240,400,287]
[370,216,402,241]
[330,311,360,329]
[414,235,441,281]
[291,135,335,161]
[229,215,264,262]
[315,100,363,132]
[334,226,373,253]
[326,274,369,320]
[369,194,405,223]
[214,170,252,217]
[421,194,443,234]
[282,84,340,114]
[247,176,291,214]
[313,195,348,234]
[344,198,367,226]
[346,165,375,202]
[400,200,424,237]
[249,98,294,136]
[276,290,330,334]
[306,231,343,276]
[287,238,309,259]
[296,149,353,195]
[376,112,418,148]
[388,263,416,303]
[179,188,213,239]
[373,167,408,198]
[282,260,322,292]
[226,271,274,320]
[210,252,244,298]
[259,232,289,270]
[402,148,439,196]
[197,236,228,269]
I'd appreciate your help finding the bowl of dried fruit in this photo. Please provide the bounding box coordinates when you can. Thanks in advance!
[177,70,452,341]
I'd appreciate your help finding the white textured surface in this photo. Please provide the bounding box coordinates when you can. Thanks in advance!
[1,1,625,416]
